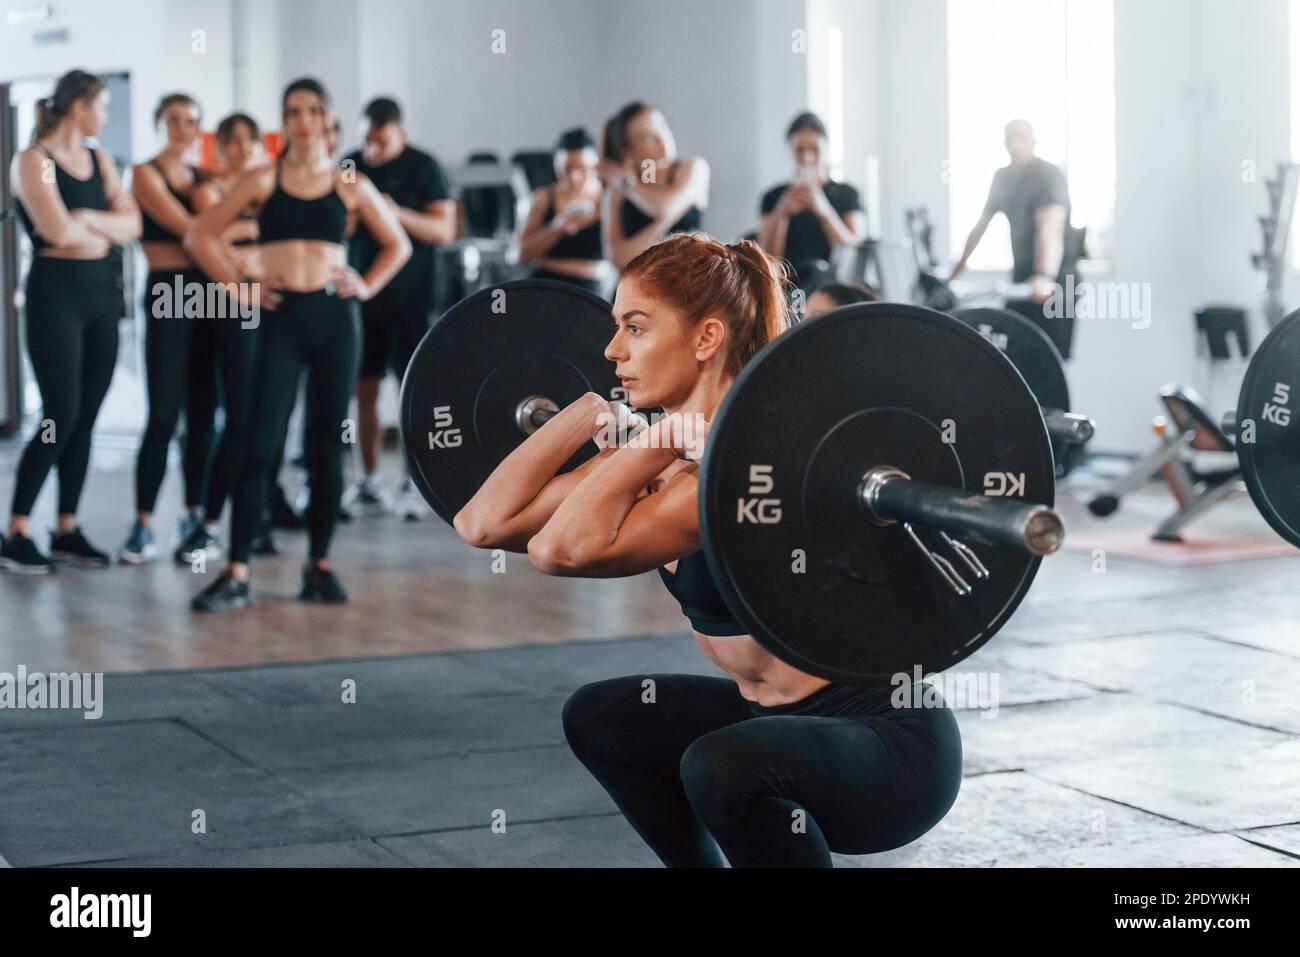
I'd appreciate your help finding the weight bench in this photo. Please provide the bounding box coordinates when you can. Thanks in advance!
[1087,383,1244,541]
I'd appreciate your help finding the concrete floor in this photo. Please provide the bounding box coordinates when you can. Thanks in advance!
[1,435,1299,867]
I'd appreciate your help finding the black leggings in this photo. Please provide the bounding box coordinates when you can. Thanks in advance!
[135,270,214,514]
[563,674,963,867]
[229,288,359,564]
[192,307,262,522]
[11,256,121,518]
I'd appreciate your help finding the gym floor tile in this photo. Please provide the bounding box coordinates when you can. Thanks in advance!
[1233,823,1300,857]
[992,630,1300,734]
[1001,577,1300,645]
[0,670,245,730]
[956,693,1289,774]
[1196,618,1300,660]
[276,745,614,836]
[945,648,1101,708]
[1037,833,1299,867]
[184,690,573,773]
[0,720,361,867]
[195,649,543,704]
[62,839,409,868]
[1033,735,1300,830]
[831,771,1204,868]
[378,813,661,867]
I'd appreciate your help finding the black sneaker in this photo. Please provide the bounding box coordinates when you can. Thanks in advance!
[191,572,253,612]
[120,521,158,565]
[174,524,224,565]
[271,487,305,530]
[175,510,204,546]
[50,526,112,568]
[0,532,56,576]
[299,564,348,604]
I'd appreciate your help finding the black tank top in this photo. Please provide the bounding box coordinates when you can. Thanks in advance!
[658,551,747,637]
[619,161,702,238]
[256,163,348,245]
[543,188,603,260]
[15,143,109,251]
[139,159,198,242]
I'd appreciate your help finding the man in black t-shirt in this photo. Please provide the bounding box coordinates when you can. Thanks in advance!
[951,119,1079,357]
[342,97,456,520]
[758,112,866,292]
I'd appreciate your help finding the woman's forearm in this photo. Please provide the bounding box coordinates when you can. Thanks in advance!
[219,219,258,244]
[361,238,413,294]
[398,205,455,244]
[458,394,607,530]
[817,209,858,247]
[611,218,666,269]
[78,208,141,243]
[185,231,243,286]
[759,215,788,258]
[534,444,678,561]
[519,221,564,264]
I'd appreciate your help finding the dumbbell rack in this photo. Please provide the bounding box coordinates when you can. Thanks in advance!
[1252,162,1298,328]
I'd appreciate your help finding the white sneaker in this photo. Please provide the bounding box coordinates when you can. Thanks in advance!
[342,478,393,517]
[394,480,429,522]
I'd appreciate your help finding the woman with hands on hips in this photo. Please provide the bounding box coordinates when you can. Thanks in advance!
[183,76,410,612]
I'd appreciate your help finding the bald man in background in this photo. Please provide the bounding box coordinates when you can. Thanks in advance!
[950,119,1079,358]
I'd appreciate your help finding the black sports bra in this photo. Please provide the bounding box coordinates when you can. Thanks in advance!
[544,188,603,261]
[658,550,747,637]
[139,159,198,242]
[256,166,348,245]
[619,161,702,238]
[15,143,109,251]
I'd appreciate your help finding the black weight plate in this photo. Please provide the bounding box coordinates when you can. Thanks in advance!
[700,302,1056,684]
[1236,309,1300,548]
[398,280,622,526]
[953,306,1081,478]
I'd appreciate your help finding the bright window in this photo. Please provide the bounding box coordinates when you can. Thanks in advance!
[946,0,1115,269]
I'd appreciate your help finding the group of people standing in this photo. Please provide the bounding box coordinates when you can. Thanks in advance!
[0,68,874,610]
[518,106,869,297]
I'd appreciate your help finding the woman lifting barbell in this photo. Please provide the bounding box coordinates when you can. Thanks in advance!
[453,234,961,868]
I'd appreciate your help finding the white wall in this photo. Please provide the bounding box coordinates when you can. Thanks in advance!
[1079,0,1291,449]
[355,0,607,167]
[755,0,813,206]
[811,0,1293,455]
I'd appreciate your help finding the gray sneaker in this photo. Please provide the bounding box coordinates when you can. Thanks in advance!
[121,520,159,565]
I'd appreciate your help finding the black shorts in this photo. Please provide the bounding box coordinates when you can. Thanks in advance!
[359,293,433,380]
